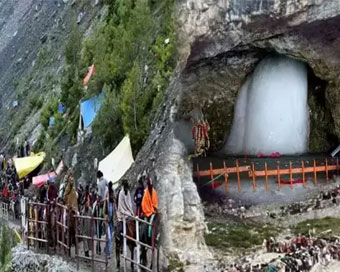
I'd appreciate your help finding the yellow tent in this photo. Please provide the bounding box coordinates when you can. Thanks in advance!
[14,152,46,179]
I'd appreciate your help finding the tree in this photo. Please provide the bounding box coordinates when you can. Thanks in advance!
[61,17,83,110]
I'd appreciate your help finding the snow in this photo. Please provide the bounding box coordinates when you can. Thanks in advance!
[225,55,309,155]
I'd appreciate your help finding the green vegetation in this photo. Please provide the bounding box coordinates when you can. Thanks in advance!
[11,0,176,163]
[293,217,340,238]
[168,258,185,272]
[59,0,175,153]
[0,225,18,272]
[205,220,280,250]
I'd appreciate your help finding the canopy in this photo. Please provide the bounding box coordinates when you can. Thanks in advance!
[98,135,134,188]
[80,93,104,128]
[32,160,65,187]
[33,172,56,187]
[14,152,45,179]
[83,64,96,86]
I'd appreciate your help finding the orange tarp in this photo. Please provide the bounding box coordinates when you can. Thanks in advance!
[83,64,96,86]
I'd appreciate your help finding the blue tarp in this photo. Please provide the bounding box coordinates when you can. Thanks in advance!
[58,104,65,114]
[49,116,55,127]
[80,93,104,128]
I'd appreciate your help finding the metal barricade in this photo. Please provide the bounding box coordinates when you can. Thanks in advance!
[56,203,71,256]
[0,201,9,220]
[74,214,108,272]
[26,201,49,253]
[121,213,157,272]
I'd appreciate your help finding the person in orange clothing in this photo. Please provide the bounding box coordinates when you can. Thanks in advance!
[141,178,158,219]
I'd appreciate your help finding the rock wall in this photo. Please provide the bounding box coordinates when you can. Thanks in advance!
[128,0,340,268]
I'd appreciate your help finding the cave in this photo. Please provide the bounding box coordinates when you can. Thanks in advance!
[176,51,337,157]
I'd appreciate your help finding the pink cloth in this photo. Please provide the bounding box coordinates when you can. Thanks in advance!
[33,172,56,187]
[257,153,265,158]
[270,152,281,158]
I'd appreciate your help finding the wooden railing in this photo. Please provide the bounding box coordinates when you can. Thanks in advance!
[194,157,340,193]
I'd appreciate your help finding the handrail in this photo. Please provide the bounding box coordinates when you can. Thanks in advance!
[194,157,340,193]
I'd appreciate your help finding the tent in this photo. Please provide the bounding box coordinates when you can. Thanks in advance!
[14,152,45,179]
[83,64,96,86]
[32,160,65,187]
[80,93,104,129]
[33,172,56,187]
[98,135,134,188]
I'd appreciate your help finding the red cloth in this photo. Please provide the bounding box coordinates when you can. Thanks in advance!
[270,152,281,158]
[278,178,310,185]
[2,184,8,198]
[207,182,223,190]
[257,153,265,158]
[47,184,58,202]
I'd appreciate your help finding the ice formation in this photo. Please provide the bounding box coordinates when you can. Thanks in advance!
[225,56,309,155]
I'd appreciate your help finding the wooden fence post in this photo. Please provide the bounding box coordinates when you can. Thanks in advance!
[252,162,256,191]
[314,160,317,185]
[209,162,214,189]
[265,162,269,192]
[325,158,329,181]
[289,161,293,189]
[223,161,228,193]
[236,160,241,193]
[277,161,281,191]
[302,160,306,188]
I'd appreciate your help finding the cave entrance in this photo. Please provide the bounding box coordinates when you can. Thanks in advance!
[222,55,336,156]
[186,54,339,204]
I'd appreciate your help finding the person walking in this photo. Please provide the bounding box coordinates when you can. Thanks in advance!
[103,181,115,258]
[134,177,145,217]
[64,173,78,250]
[116,179,134,242]
[82,195,92,257]
[141,178,158,221]
[97,171,108,200]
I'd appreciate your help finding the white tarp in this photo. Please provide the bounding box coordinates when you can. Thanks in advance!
[99,135,134,188]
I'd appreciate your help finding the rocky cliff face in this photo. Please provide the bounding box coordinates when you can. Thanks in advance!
[129,0,340,269]
[0,0,101,151]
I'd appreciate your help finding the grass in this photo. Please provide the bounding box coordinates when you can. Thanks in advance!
[293,217,340,239]
[205,220,280,250]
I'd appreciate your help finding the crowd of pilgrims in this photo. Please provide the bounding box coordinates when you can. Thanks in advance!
[222,235,340,272]
[0,160,158,260]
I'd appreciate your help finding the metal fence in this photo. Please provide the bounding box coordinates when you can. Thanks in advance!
[74,214,109,272]
[121,212,158,272]
[0,199,159,272]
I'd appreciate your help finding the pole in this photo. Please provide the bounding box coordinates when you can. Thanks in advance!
[136,219,141,272]
[252,162,256,191]
[236,160,241,193]
[91,218,94,272]
[289,161,293,189]
[209,162,214,189]
[105,220,108,272]
[265,162,268,192]
[223,161,229,193]
[277,161,281,191]
[314,160,317,185]
[75,213,79,271]
[325,158,329,181]
[302,160,306,188]
[123,215,127,272]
